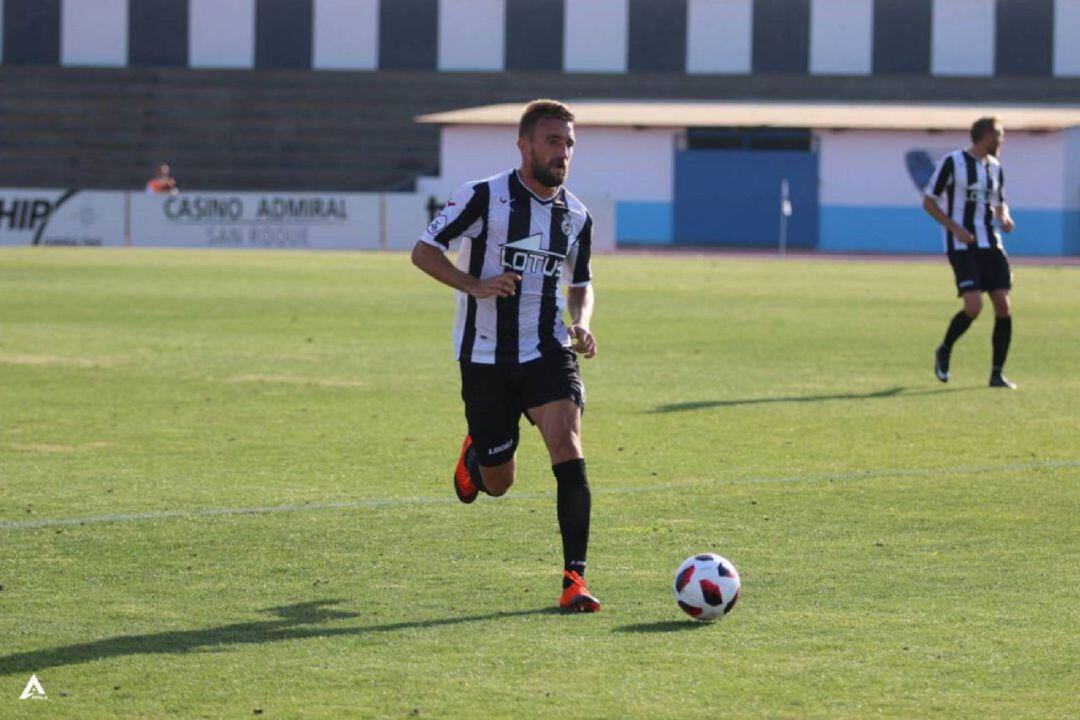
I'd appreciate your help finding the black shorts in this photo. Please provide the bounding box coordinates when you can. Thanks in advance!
[947,247,1012,296]
[460,347,585,467]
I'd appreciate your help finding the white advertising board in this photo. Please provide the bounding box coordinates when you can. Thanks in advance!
[0,189,126,247]
[0,189,615,254]
[129,192,382,250]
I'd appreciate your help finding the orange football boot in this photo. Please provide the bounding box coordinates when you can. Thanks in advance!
[453,435,479,504]
[559,570,601,613]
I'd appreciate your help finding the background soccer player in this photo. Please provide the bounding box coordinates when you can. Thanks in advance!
[411,100,601,612]
[923,116,1017,389]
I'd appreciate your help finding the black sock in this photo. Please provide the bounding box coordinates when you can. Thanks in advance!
[466,444,487,493]
[553,459,590,589]
[992,316,1012,371]
[943,310,975,349]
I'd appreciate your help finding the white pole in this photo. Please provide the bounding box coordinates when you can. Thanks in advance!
[779,178,791,257]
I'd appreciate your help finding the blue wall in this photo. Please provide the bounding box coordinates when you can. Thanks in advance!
[819,205,1080,256]
[618,200,1080,256]
[673,150,818,248]
[617,202,673,245]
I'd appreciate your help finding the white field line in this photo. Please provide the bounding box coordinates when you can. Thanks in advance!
[1,459,1076,532]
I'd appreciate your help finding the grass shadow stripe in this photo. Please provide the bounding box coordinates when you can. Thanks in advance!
[2,459,1076,532]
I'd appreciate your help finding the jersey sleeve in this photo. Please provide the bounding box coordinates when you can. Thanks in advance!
[418,182,487,250]
[565,212,593,288]
[997,165,1006,204]
[924,154,954,198]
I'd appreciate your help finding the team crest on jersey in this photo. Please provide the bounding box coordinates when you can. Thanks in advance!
[560,215,573,236]
[427,213,447,236]
[501,233,566,277]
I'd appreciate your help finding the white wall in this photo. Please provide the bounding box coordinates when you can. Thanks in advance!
[422,124,676,204]
[438,0,504,70]
[190,0,255,68]
[426,125,521,198]
[931,0,995,76]
[810,0,872,75]
[313,0,379,70]
[568,127,676,202]
[817,129,1067,209]
[1063,128,1080,210]
[1054,0,1080,77]
[564,0,628,72]
[686,0,752,74]
[61,0,127,67]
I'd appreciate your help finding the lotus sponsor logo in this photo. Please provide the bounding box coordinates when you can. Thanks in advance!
[501,233,566,277]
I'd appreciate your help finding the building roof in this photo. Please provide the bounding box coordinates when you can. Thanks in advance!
[416,101,1080,132]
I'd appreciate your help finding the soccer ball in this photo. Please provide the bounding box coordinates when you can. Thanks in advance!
[673,553,741,621]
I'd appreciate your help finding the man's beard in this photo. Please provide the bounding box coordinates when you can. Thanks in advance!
[531,151,566,188]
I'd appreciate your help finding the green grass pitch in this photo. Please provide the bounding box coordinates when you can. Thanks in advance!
[1,248,1077,718]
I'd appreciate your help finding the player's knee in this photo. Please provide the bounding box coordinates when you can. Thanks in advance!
[548,433,583,465]
[480,466,514,496]
[485,477,513,496]
[964,297,983,318]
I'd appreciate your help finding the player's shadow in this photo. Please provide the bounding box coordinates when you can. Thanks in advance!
[650,385,979,413]
[0,600,561,677]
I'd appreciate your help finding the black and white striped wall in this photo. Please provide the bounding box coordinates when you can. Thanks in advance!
[1,0,1079,77]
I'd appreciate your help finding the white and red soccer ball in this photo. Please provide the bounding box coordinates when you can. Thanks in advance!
[674,553,741,621]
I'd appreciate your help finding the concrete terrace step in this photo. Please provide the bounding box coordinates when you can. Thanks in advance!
[4,66,1080,192]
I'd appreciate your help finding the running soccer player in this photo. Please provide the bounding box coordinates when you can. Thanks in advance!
[411,100,600,612]
[923,116,1017,389]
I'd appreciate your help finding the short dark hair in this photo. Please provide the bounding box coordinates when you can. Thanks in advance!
[971,115,1003,143]
[518,99,575,139]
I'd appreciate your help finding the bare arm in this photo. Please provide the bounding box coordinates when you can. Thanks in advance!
[566,284,596,358]
[995,203,1015,233]
[411,241,519,298]
[922,196,975,245]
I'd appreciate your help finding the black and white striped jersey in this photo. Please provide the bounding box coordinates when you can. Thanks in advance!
[419,169,593,365]
[924,149,1006,252]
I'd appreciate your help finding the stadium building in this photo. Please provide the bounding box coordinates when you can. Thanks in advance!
[2,0,1080,255]
[417,101,1080,255]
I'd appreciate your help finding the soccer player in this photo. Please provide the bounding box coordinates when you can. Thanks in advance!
[411,100,600,612]
[923,116,1017,389]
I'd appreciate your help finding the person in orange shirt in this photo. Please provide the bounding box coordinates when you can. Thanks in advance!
[146,164,178,195]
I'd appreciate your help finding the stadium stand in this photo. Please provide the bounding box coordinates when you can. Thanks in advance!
[4,66,1080,193]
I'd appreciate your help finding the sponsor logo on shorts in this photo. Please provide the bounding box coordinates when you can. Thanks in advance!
[488,439,514,455]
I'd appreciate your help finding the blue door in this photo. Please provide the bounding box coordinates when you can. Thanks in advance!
[673,149,819,248]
